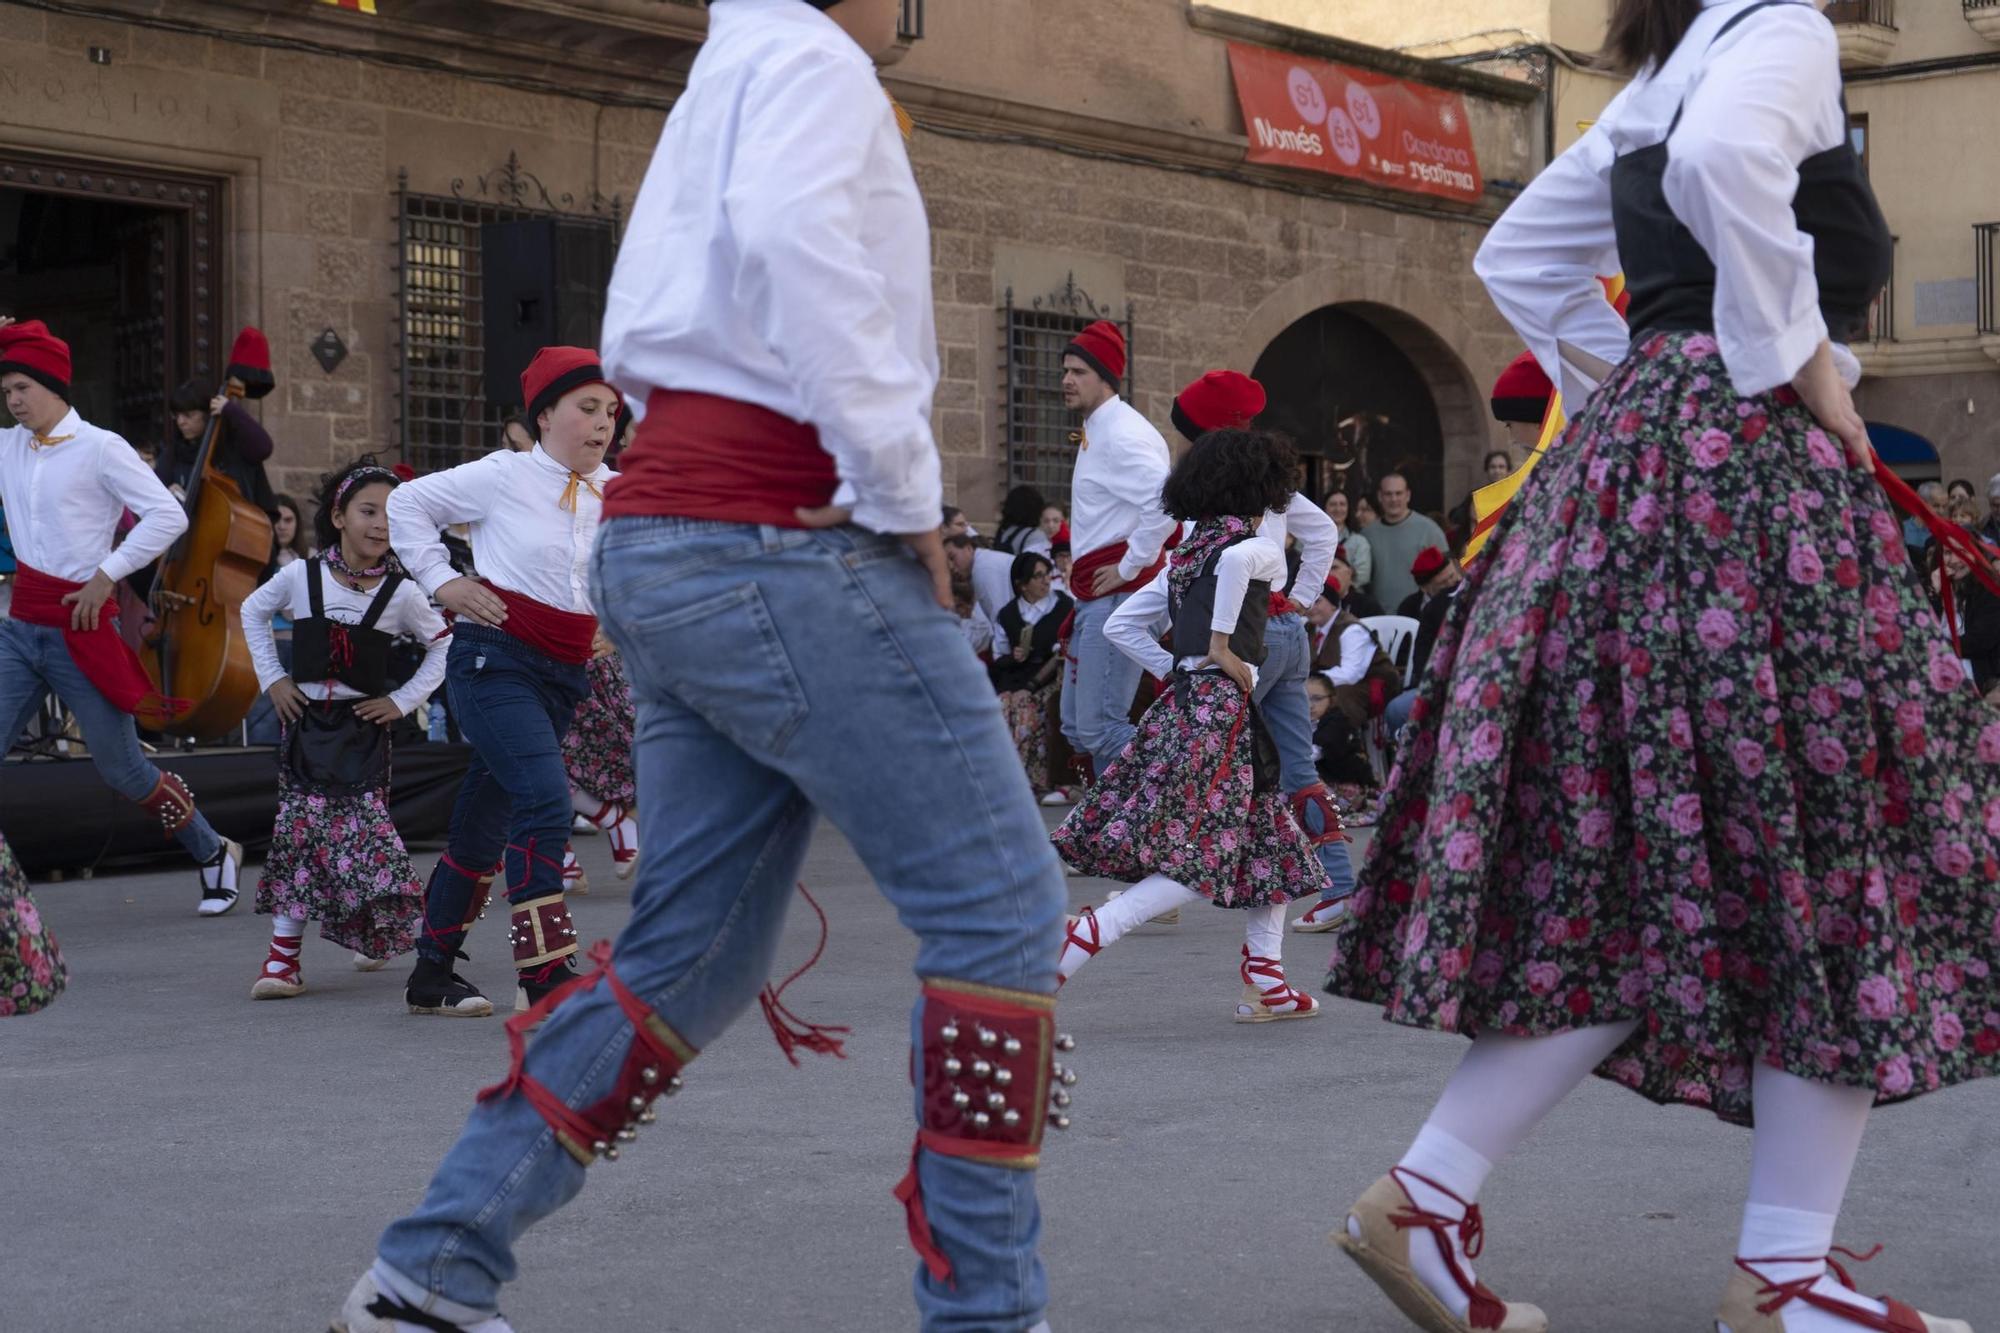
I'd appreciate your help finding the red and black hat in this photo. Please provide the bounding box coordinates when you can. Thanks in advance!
[1051,522,1071,554]
[1410,546,1450,582]
[1490,350,1553,425]
[1064,320,1126,388]
[0,320,72,399]
[1322,573,1343,600]
[522,346,616,433]
[226,327,276,400]
[1172,369,1266,442]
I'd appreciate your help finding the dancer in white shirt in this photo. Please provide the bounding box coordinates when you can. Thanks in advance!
[1059,319,1176,779]
[1326,5,1979,1332]
[239,458,448,999]
[0,317,243,914]
[387,345,616,1020]
[337,6,1068,1333]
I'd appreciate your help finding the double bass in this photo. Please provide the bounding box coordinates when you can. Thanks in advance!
[145,327,276,737]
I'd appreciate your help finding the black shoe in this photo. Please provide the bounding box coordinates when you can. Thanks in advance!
[405,956,494,1017]
[514,957,582,1013]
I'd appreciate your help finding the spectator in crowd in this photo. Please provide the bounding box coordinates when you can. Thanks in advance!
[160,375,276,514]
[1305,674,1369,787]
[944,530,1017,626]
[1306,581,1397,790]
[270,494,312,568]
[1448,449,1517,550]
[1928,541,2000,696]
[1324,489,1371,595]
[1948,493,1982,530]
[1040,502,1066,545]
[940,504,970,540]
[1907,481,1947,560]
[1396,546,1461,621]
[989,552,1072,795]
[1947,477,1976,505]
[1983,473,2000,548]
[993,484,1054,557]
[1350,492,1380,533]
[1364,472,1448,613]
[1049,522,1072,594]
[499,414,534,453]
[1380,564,1465,741]
[1326,555,1384,620]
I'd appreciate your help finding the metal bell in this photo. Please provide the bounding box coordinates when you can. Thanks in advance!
[976,1026,998,1049]
[1054,1033,1076,1052]
[604,1145,620,1161]
[1001,1035,1022,1056]
[1052,1090,1071,1109]
[952,1089,972,1110]
[1048,1113,1071,1131]
[971,1111,991,1129]
[615,1128,639,1143]
[1002,1109,1021,1128]
[638,1106,658,1125]
[993,1068,1013,1088]
[971,1059,993,1080]
[628,1095,646,1114]
[640,1067,660,1086]
[943,1057,964,1077]
[986,1092,1007,1111]
[592,1139,611,1156]
[940,1021,960,1045]
[1059,1068,1079,1087]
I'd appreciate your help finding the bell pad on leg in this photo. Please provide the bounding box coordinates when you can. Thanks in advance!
[135,771,196,838]
[913,978,1060,1169]
[1290,782,1348,847]
[508,893,579,968]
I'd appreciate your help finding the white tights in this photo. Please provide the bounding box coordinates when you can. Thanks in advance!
[1379,1023,1880,1330]
[1080,874,1283,958]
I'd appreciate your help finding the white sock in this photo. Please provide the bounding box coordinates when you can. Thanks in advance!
[571,786,611,823]
[1059,874,1202,978]
[266,921,303,976]
[1242,904,1284,960]
[1735,1204,1887,1330]
[1362,1125,1495,1320]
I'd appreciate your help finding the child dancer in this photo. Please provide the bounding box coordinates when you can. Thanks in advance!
[388,346,614,1016]
[239,459,447,1000]
[1054,428,1328,1021]
[559,648,638,895]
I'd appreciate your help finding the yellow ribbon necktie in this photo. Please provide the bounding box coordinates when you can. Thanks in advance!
[30,433,73,451]
[1070,430,1089,452]
[888,93,913,141]
[558,471,604,512]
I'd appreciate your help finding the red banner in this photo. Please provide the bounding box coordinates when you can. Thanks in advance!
[1226,43,1483,205]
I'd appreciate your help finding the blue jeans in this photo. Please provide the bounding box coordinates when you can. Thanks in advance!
[416,626,587,964]
[1060,590,1142,776]
[377,519,1065,1332]
[1384,686,1418,741]
[1251,614,1354,905]
[0,616,220,862]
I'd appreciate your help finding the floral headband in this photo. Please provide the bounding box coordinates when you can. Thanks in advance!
[332,465,400,514]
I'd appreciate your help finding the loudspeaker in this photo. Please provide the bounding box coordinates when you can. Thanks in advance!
[480,217,616,412]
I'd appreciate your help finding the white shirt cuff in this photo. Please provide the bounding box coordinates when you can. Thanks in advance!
[1722,308,1827,398]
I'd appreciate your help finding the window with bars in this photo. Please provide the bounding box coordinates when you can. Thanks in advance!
[393,169,618,474]
[899,0,924,39]
[997,288,1132,509]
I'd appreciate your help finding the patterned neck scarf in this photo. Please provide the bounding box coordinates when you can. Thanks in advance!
[1167,515,1254,611]
[325,543,396,581]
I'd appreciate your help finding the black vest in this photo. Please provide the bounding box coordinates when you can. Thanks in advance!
[1168,537,1270,667]
[289,558,404,697]
[1610,1,1892,345]
[990,593,1073,694]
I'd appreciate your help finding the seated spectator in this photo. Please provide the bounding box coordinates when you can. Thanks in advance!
[1396,546,1460,621]
[941,505,970,540]
[944,530,1017,626]
[989,552,1073,795]
[1304,674,1369,787]
[1928,541,2000,696]
[1982,474,2000,548]
[1948,478,1977,506]
[1382,572,1465,740]
[993,484,1054,558]
[950,580,993,659]
[1326,556,1384,620]
[1326,491,1373,595]
[1050,522,1073,595]
[1905,481,1946,562]
[1040,503,1066,547]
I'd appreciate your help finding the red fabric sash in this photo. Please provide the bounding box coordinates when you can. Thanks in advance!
[1070,538,1173,603]
[603,390,835,529]
[9,564,184,725]
[488,586,598,665]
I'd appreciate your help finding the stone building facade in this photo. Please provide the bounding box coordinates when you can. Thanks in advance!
[0,0,1555,530]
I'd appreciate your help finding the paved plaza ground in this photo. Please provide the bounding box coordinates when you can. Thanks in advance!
[6,818,1998,1332]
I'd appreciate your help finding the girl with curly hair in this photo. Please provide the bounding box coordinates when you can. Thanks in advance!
[238,456,449,999]
[1052,429,1329,1021]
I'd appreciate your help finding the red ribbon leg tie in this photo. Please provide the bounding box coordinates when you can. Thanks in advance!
[896,979,1078,1286]
[135,771,197,839]
[759,883,850,1066]
[477,939,699,1167]
[1289,782,1348,847]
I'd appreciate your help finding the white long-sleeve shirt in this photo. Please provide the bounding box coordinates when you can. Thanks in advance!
[387,446,609,614]
[1474,0,1847,400]
[1069,396,1175,580]
[0,411,187,584]
[991,590,1064,658]
[240,559,449,718]
[1104,535,1286,682]
[969,546,1017,627]
[600,0,941,536]
[1261,493,1339,608]
[1313,619,1383,689]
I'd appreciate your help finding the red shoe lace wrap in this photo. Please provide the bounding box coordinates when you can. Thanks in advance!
[136,771,196,838]
[895,978,1060,1287]
[478,938,698,1168]
[758,883,849,1066]
[263,939,301,980]
[420,857,494,955]
[1386,1166,1508,1331]
[1289,782,1348,847]
[1737,1245,1927,1333]
[509,893,579,968]
[1241,950,1312,1010]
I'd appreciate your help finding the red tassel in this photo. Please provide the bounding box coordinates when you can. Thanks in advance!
[759,883,851,1067]
[893,1138,956,1287]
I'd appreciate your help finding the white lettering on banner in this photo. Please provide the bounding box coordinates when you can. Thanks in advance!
[1252,117,1325,157]
[1408,159,1477,193]
[1401,129,1474,169]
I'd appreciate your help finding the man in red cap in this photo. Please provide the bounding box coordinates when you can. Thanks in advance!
[0,315,245,912]
[385,343,619,1021]
[340,4,1067,1333]
[1167,371,1358,932]
[157,327,278,517]
[1489,348,1555,449]
[1060,317,1176,778]
[1394,544,1461,622]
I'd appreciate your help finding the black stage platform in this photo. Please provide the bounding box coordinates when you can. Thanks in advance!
[1,743,473,876]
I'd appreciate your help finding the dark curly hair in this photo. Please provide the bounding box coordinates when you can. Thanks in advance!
[1009,550,1053,595]
[312,453,403,555]
[1159,429,1298,522]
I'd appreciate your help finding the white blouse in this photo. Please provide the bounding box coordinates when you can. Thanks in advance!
[387,446,610,614]
[240,560,449,718]
[1260,492,1340,608]
[0,411,186,584]
[1473,0,1847,401]
[1105,535,1287,682]
[991,590,1065,658]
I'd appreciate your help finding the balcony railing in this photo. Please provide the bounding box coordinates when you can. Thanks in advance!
[899,0,923,39]
[1827,0,1895,23]
[1868,235,1899,342]
[1978,222,2000,336]
[1827,0,1899,63]
[1970,0,2000,43]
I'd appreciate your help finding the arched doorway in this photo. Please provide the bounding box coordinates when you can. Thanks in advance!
[1251,303,1449,514]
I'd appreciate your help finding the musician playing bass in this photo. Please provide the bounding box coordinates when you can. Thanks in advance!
[0,316,245,914]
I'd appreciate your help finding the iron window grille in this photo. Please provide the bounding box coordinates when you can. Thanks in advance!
[1978,222,2000,336]
[1825,0,1896,26]
[997,276,1134,509]
[899,0,924,39]
[393,156,620,474]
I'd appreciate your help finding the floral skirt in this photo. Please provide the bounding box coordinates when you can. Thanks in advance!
[1326,331,2000,1125]
[561,653,636,808]
[1053,671,1329,908]
[1001,681,1059,792]
[0,832,64,1017]
[257,762,421,959]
